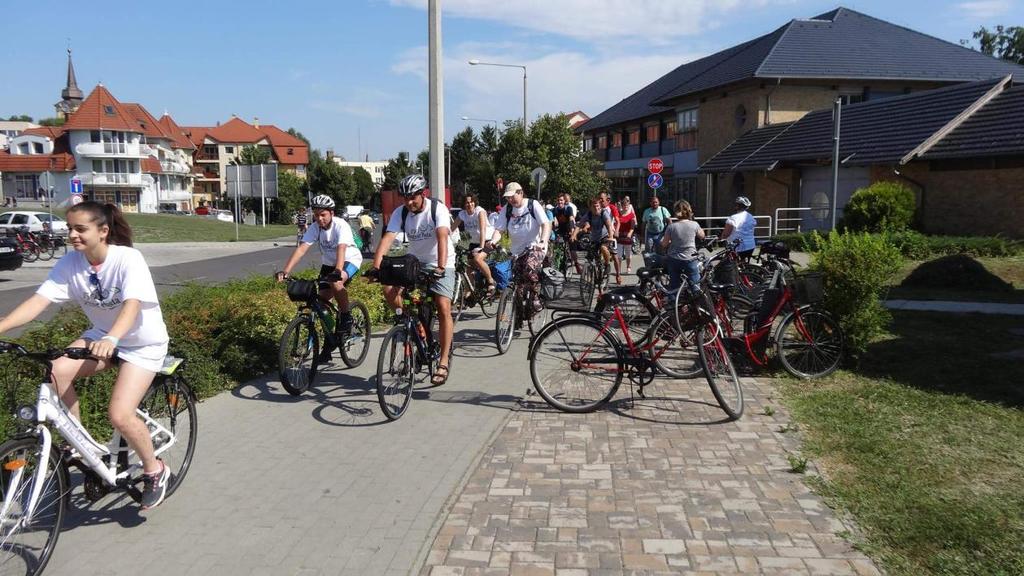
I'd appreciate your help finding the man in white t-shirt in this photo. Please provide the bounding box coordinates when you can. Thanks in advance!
[370,174,455,386]
[722,196,757,260]
[276,194,363,360]
[490,182,551,315]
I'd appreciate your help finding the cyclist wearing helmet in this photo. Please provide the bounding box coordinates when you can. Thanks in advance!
[722,195,757,260]
[490,182,551,314]
[275,194,362,361]
[370,174,456,386]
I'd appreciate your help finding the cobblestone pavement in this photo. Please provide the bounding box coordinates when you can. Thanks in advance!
[419,375,881,576]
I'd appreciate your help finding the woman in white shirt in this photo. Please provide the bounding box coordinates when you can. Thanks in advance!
[0,201,172,510]
[453,193,496,296]
[722,196,757,260]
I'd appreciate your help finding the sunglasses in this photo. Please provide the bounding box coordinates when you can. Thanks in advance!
[89,272,108,301]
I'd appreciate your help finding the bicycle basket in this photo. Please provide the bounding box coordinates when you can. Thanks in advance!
[286,279,318,302]
[712,258,738,286]
[539,267,565,301]
[379,253,421,289]
[793,271,824,304]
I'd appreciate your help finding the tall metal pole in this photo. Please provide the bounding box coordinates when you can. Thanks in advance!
[522,68,528,137]
[428,0,445,205]
[260,164,267,227]
[831,98,842,230]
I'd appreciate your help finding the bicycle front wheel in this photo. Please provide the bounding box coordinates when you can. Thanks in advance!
[139,375,198,498]
[340,301,371,368]
[35,241,54,262]
[648,316,703,379]
[495,289,516,354]
[20,243,39,263]
[579,263,595,309]
[530,317,623,412]
[0,437,67,576]
[697,322,744,420]
[451,273,467,323]
[776,308,844,378]
[376,325,414,420]
[278,315,319,396]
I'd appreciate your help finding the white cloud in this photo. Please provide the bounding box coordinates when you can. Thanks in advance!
[309,89,398,119]
[389,0,781,44]
[392,42,703,130]
[957,0,1013,19]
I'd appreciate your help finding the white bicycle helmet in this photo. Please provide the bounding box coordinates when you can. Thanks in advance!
[398,174,427,197]
[310,194,335,210]
[735,196,751,208]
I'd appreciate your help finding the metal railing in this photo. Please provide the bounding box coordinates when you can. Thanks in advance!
[75,142,137,156]
[693,214,773,241]
[76,172,144,186]
[160,161,190,174]
[773,207,815,236]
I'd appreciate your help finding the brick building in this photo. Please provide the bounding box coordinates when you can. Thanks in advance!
[578,7,1024,220]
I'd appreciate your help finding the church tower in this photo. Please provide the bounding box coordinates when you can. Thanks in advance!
[55,48,84,120]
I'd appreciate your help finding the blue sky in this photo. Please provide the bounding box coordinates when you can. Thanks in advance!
[1,0,1020,161]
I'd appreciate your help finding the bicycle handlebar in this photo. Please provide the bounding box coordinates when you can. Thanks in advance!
[0,341,116,362]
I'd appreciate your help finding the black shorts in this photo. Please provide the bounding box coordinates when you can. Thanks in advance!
[319,264,359,286]
[468,243,481,252]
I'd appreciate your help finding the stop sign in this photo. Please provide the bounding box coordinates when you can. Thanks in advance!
[647,158,664,174]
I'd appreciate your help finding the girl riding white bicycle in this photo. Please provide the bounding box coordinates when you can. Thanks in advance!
[0,201,172,510]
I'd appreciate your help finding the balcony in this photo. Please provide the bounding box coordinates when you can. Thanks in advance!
[160,161,190,175]
[196,153,219,162]
[624,144,641,160]
[76,172,144,187]
[158,188,191,202]
[75,142,144,157]
[608,147,623,162]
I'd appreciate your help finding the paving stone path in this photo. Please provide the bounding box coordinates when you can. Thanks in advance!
[419,376,881,576]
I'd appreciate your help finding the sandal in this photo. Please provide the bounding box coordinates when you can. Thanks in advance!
[431,364,449,387]
[486,282,497,298]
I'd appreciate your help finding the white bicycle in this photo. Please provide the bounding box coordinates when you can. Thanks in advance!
[0,342,198,576]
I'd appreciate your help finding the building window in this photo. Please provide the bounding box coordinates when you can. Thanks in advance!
[13,175,39,199]
[676,108,698,150]
[203,145,217,158]
[583,138,594,151]
[225,146,234,154]
[296,165,306,175]
[664,121,677,139]
[287,148,294,155]
[735,104,747,131]
[17,143,29,155]
[597,135,608,149]
[840,92,865,106]
[104,105,115,116]
[92,190,117,205]
[645,125,659,143]
[627,129,640,146]
[32,142,43,154]
[611,132,623,148]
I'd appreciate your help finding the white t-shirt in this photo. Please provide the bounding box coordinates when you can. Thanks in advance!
[386,199,456,269]
[461,206,494,246]
[302,218,362,268]
[37,245,169,348]
[725,210,757,252]
[495,199,550,256]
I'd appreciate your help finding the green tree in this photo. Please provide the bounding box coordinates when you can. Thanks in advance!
[470,125,501,208]
[382,151,415,190]
[6,115,32,122]
[495,120,531,192]
[351,167,376,206]
[969,25,1024,64]
[524,113,605,204]
[307,158,354,206]
[232,144,272,165]
[37,117,65,127]
[286,127,311,147]
[274,170,308,223]
[416,149,431,182]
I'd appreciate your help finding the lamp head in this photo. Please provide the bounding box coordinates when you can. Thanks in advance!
[468,59,480,65]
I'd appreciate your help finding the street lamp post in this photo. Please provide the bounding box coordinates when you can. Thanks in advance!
[461,116,499,132]
[468,59,527,136]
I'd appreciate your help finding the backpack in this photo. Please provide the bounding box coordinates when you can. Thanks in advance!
[504,198,536,227]
[400,198,439,234]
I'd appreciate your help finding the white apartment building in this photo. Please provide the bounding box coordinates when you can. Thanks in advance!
[331,158,387,187]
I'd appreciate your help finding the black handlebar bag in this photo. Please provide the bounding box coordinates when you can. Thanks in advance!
[379,254,422,289]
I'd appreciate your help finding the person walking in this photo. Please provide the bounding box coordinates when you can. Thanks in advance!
[660,200,705,292]
[358,210,374,253]
[641,195,672,253]
[616,196,636,276]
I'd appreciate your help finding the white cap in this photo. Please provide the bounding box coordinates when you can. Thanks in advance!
[503,182,523,197]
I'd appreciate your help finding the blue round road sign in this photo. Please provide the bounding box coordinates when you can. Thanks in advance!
[647,173,663,189]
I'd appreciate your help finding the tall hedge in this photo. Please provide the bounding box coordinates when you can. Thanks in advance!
[842,181,917,232]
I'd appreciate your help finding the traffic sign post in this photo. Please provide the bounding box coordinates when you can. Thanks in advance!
[530,167,547,198]
[70,178,83,195]
[70,193,83,205]
[647,173,663,190]
[647,158,663,174]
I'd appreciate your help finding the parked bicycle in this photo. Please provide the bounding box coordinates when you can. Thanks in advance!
[278,273,371,395]
[0,342,197,576]
[8,227,51,263]
[373,268,452,420]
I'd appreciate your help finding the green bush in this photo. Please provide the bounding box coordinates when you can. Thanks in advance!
[0,269,390,441]
[843,181,917,233]
[771,230,1023,260]
[811,230,903,358]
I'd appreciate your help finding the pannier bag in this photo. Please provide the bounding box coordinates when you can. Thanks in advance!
[286,279,318,302]
[490,259,513,291]
[539,267,566,301]
[379,254,422,289]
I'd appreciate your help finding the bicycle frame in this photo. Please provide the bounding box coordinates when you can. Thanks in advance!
[7,380,176,523]
[542,304,677,374]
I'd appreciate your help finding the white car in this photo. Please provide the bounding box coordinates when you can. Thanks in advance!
[206,209,234,223]
[0,211,69,234]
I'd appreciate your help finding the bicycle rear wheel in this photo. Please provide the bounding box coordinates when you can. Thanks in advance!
[340,301,371,368]
[530,317,623,412]
[278,315,319,396]
[579,263,595,309]
[376,325,414,420]
[20,242,39,263]
[0,437,67,576]
[139,376,198,498]
[495,289,516,354]
[34,241,54,262]
[451,273,467,323]
[697,322,744,420]
[648,316,703,379]
[776,308,844,378]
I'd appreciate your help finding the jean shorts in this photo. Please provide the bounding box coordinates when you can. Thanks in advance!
[428,267,457,301]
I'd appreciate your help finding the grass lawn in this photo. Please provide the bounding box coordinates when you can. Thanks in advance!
[779,311,1024,575]
[887,256,1024,303]
[124,213,294,243]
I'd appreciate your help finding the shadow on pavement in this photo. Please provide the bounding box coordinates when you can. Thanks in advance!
[232,369,390,427]
[61,477,146,532]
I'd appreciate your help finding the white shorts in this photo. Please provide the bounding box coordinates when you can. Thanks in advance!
[82,329,168,374]
[617,243,633,259]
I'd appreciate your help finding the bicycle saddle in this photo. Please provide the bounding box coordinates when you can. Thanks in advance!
[636,267,664,282]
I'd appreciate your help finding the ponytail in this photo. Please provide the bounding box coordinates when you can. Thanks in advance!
[67,200,134,247]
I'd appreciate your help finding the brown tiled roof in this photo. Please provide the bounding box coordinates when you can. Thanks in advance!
[261,125,309,165]
[122,103,171,140]
[206,117,267,143]
[63,85,137,132]
[20,126,65,139]
[158,115,196,150]
[182,126,210,148]
[0,152,75,172]
[141,157,163,173]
